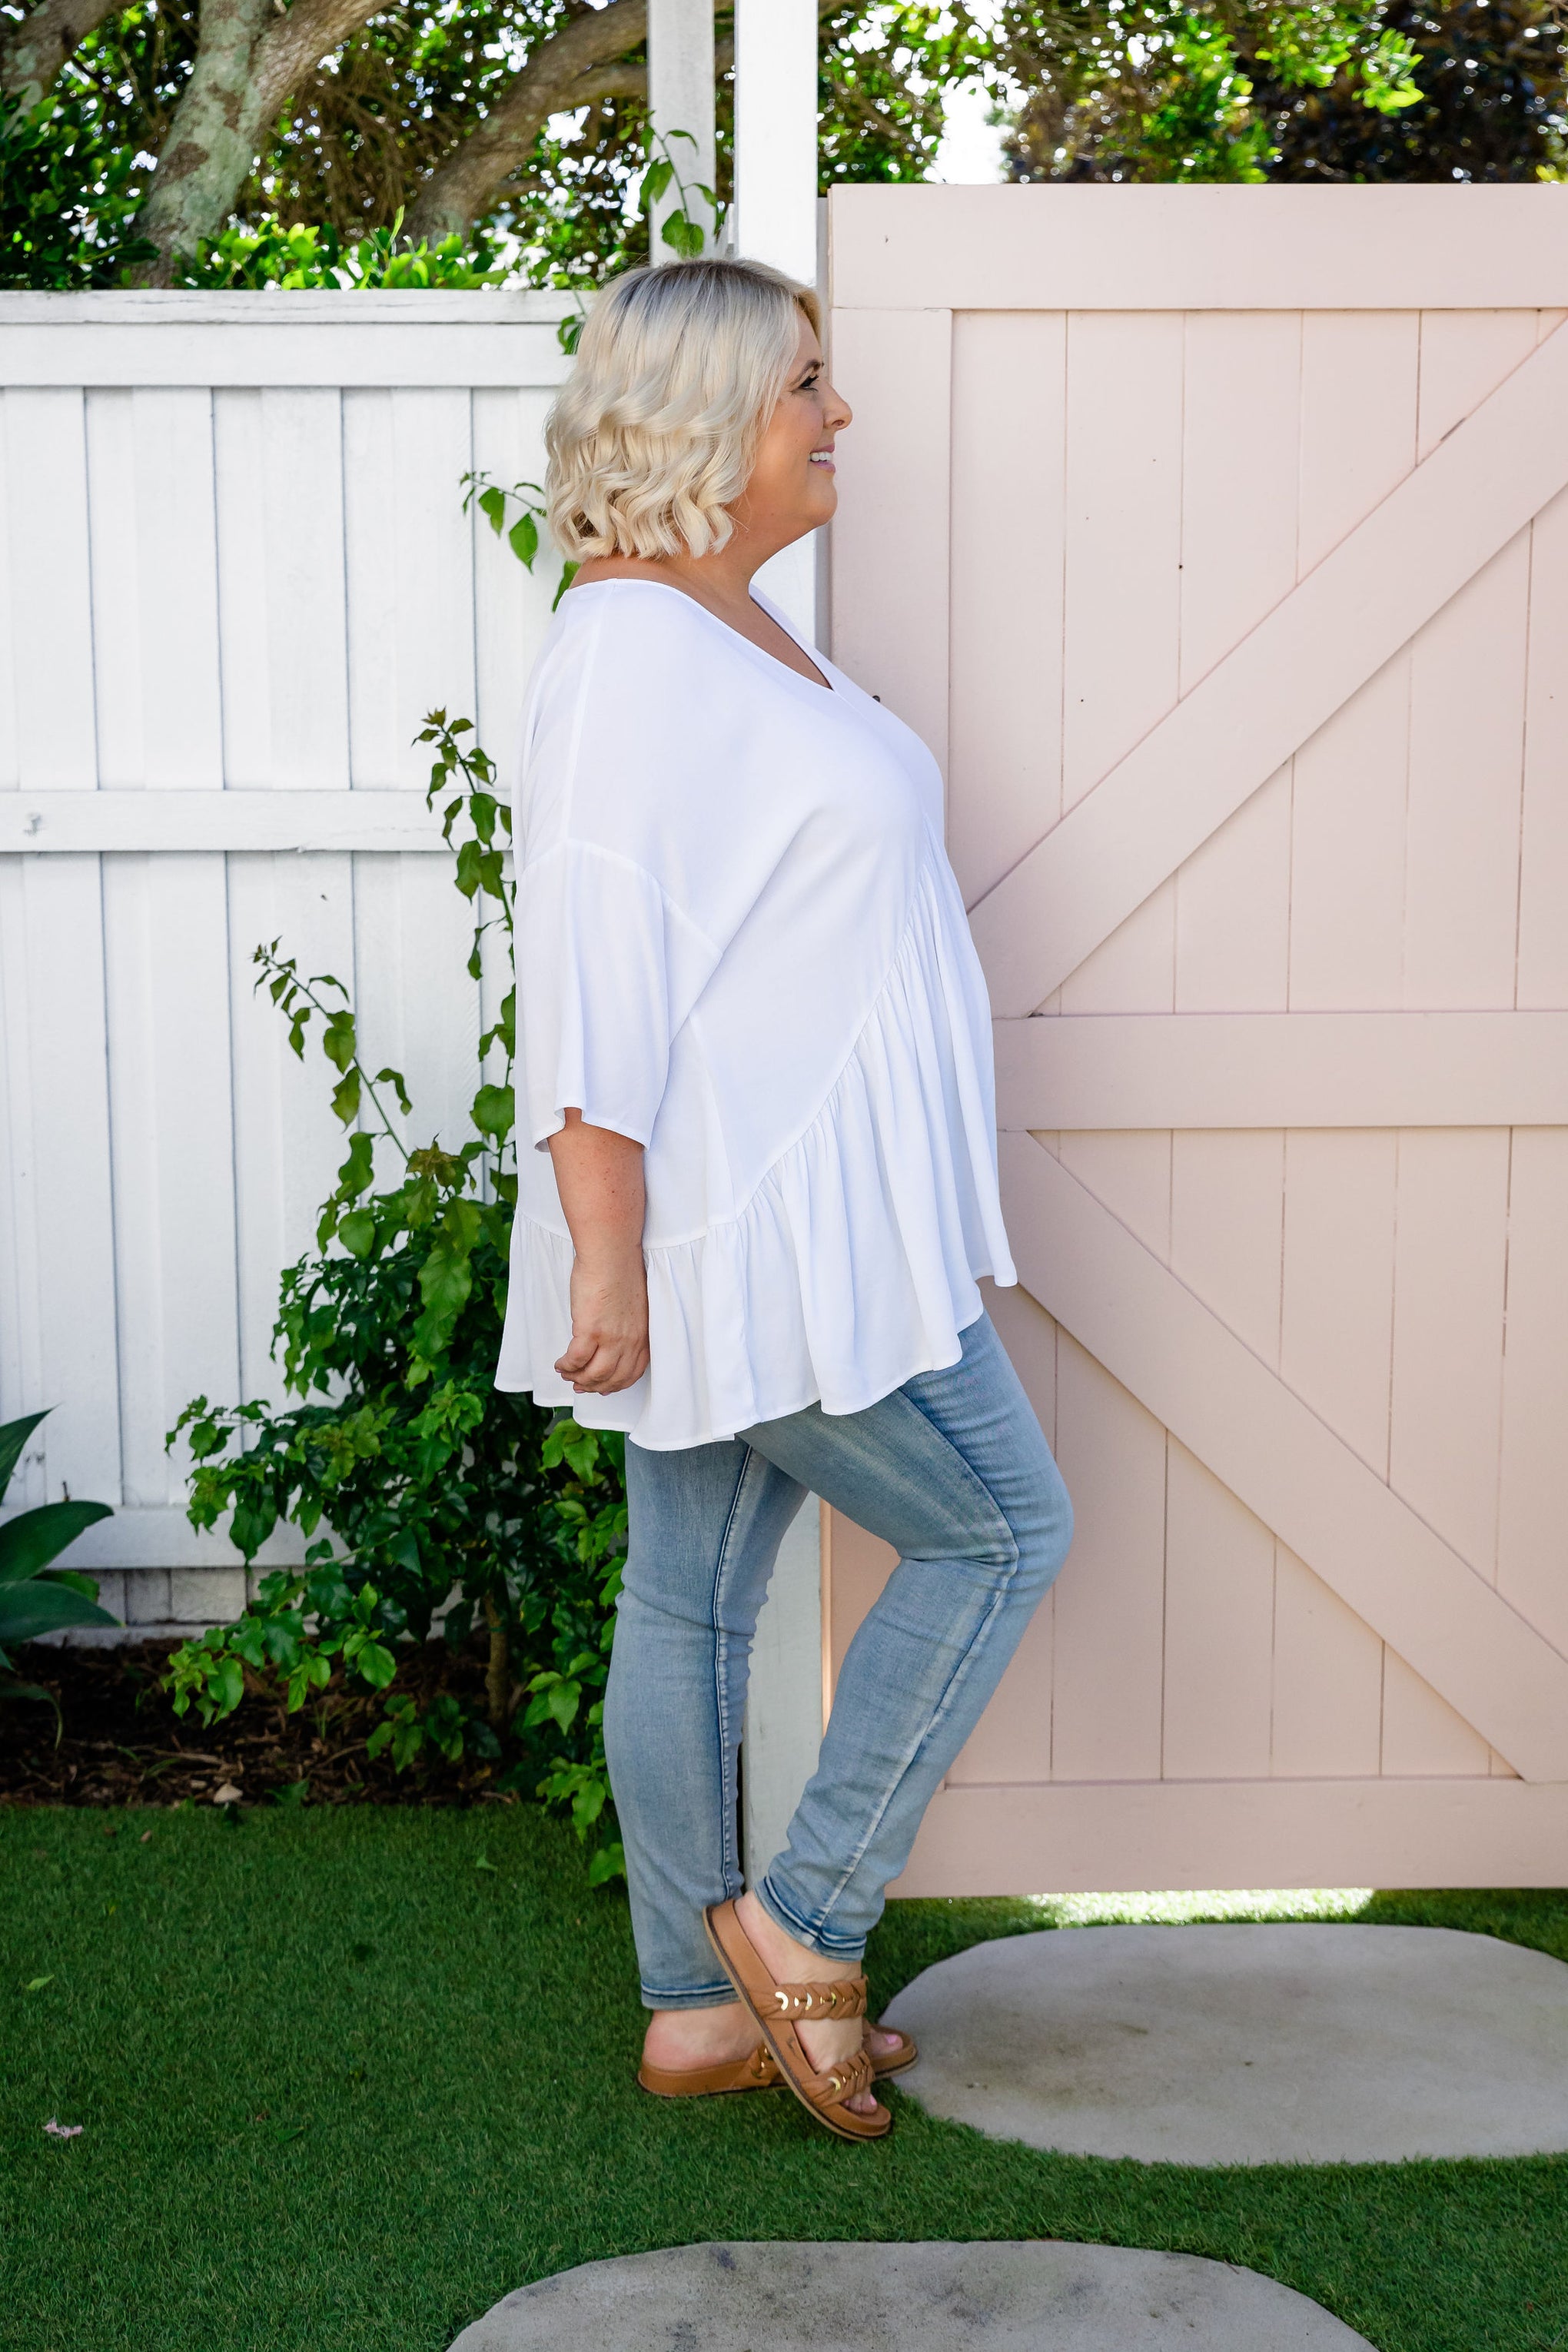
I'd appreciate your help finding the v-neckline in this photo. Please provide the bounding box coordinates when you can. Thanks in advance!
[572,576,836,697]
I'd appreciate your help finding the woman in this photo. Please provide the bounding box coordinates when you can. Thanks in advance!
[495,257,1074,2142]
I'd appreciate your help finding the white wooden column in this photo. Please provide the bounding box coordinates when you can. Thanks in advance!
[647,0,716,263]
[733,0,829,1881]
[734,0,822,643]
[742,1497,828,1879]
[734,0,819,284]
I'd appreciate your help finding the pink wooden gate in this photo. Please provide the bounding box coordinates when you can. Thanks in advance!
[824,186,1568,1892]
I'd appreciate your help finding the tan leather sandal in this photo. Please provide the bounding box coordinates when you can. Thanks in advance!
[703,1897,892,2142]
[639,2041,782,2098]
[638,2020,916,2100]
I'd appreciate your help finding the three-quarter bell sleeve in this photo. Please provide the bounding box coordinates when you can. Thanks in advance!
[517,841,675,1151]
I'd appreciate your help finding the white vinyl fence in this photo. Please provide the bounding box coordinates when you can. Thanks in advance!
[0,286,823,1874]
[0,291,576,1627]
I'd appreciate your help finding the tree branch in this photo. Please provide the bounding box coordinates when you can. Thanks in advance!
[404,0,839,247]
[0,0,118,108]
[406,0,650,244]
[247,0,386,132]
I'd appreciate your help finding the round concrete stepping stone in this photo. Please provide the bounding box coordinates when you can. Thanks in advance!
[448,2241,1374,2350]
[881,1923,1568,2164]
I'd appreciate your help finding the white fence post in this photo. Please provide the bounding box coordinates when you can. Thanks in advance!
[647,0,716,264]
[732,0,829,1880]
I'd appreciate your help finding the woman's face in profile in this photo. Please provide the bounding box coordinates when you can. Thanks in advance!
[739,313,852,548]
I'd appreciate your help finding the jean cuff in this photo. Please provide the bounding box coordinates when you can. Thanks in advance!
[752,1872,868,1965]
[639,1979,741,2012]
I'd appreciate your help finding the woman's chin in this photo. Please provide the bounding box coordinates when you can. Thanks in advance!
[802,480,839,528]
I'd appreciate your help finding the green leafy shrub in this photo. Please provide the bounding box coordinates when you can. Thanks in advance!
[0,1410,118,1726]
[169,209,510,290]
[162,707,626,1882]
[0,91,156,288]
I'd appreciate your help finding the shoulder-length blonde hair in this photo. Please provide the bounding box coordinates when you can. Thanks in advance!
[545,257,820,563]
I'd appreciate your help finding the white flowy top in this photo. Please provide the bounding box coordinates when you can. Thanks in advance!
[493,578,1017,1449]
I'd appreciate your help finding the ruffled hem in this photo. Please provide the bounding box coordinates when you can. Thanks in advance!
[493,855,1017,1450]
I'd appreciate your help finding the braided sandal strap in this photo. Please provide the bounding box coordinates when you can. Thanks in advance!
[769,1974,868,2021]
[803,2043,876,2109]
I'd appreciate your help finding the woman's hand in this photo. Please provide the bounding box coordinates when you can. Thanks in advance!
[547,1109,650,1395]
[556,1242,650,1394]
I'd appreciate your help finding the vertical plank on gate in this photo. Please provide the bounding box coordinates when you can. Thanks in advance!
[1178,311,1300,689]
[1389,1128,1510,1580]
[828,309,951,777]
[1298,313,1418,576]
[1050,1334,1165,1782]
[1168,310,1295,1374]
[947,311,1066,905]
[1162,1443,1274,1781]
[1271,1544,1382,1777]
[1280,1129,1397,1473]
[226,853,354,1414]
[1061,314,1183,808]
[1517,483,1568,1008]
[1053,301,1182,1643]
[1281,308,1418,1784]
[2,390,98,788]
[22,858,121,1503]
[947,1280,1059,1787]
[1403,540,1529,1011]
[1054,311,1182,1015]
[1291,311,1417,1009]
[1497,1128,1568,1656]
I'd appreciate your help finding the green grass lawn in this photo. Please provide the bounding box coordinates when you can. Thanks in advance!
[3,1807,1565,2352]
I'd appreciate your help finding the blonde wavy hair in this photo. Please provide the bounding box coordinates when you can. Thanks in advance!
[545,257,821,563]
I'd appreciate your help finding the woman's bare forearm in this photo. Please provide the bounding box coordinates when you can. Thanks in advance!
[546,1108,650,1394]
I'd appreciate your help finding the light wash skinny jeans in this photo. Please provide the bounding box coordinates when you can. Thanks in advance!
[603,1311,1074,2008]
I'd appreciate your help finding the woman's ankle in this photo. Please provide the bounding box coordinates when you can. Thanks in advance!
[736,1885,862,1980]
[642,1998,752,2065]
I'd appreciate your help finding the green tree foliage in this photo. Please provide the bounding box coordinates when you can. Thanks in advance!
[1,0,976,288]
[998,0,1566,182]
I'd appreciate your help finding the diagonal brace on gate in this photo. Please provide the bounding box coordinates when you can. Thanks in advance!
[970,319,1568,1016]
[1001,1131,1568,1783]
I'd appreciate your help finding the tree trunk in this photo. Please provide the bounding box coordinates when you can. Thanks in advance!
[0,0,118,110]
[484,1597,510,1733]
[133,0,277,282]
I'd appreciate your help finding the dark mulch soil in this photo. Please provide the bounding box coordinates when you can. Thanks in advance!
[0,1639,513,1811]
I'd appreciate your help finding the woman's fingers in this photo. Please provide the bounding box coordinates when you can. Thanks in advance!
[553,1331,649,1394]
[555,1327,598,1377]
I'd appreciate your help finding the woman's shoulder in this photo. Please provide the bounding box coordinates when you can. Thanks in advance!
[557,575,716,658]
